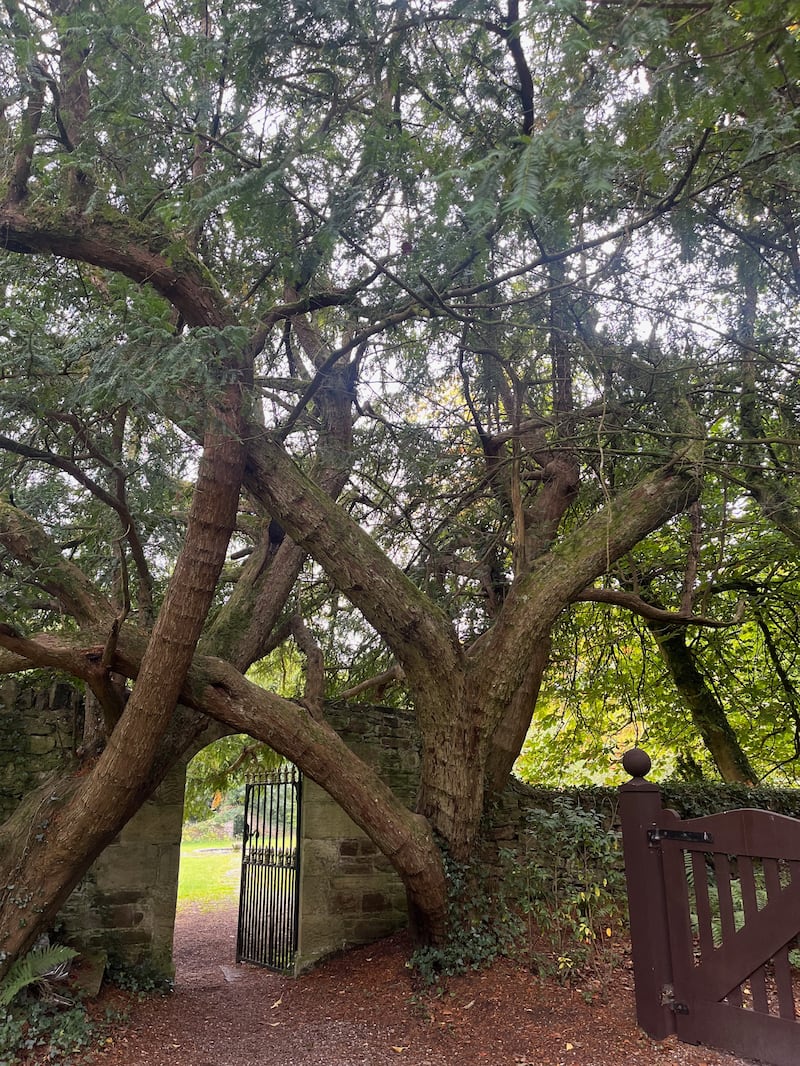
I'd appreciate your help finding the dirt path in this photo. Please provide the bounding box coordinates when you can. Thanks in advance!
[73,902,755,1066]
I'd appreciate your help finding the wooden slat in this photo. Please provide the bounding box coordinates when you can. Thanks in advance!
[655,808,800,860]
[692,850,715,961]
[661,841,697,998]
[677,1001,800,1066]
[738,856,769,1013]
[712,852,742,1008]
[764,858,796,1020]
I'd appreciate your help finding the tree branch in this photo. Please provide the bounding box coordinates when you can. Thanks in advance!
[290,613,325,719]
[0,203,230,328]
[470,441,705,718]
[572,587,742,628]
[243,426,464,704]
[338,663,405,701]
[0,498,116,627]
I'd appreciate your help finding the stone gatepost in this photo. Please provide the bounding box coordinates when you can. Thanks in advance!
[1,679,185,977]
[294,703,420,971]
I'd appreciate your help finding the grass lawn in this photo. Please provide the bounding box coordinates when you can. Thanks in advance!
[177,837,241,908]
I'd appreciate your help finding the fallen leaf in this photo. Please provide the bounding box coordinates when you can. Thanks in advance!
[463,999,475,1009]
[391,1046,407,1053]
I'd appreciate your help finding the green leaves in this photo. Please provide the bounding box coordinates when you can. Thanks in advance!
[0,945,78,1007]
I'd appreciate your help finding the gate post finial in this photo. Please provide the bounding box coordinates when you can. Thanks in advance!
[619,748,676,1041]
[622,747,651,780]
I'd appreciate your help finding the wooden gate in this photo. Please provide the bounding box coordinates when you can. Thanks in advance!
[620,748,800,1066]
[236,766,302,972]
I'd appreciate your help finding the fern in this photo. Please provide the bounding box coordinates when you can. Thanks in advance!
[0,945,78,1007]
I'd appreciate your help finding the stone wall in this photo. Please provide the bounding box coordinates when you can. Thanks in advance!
[58,764,186,975]
[0,678,81,822]
[0,679,184,976]
[295,702,420,972]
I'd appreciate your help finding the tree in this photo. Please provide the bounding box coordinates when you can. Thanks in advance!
[1,0,798,973]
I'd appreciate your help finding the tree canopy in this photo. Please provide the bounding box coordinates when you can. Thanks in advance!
[1,0,799,968]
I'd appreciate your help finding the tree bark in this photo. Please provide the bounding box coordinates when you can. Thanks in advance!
[648,625,758,784]
[0,386,246,974]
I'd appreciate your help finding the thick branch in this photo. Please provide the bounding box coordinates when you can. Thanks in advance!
[472,445,704,719]
[243,425,463,704]
[572,587,740,628]
[0,498,116,627]
[0,204,229,328]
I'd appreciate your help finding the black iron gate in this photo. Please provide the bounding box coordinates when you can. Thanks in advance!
[236,766,302,972]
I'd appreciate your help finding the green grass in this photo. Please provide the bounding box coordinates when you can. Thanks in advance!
[177,840,241,908]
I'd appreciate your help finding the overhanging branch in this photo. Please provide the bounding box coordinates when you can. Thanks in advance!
[572,587,744,628]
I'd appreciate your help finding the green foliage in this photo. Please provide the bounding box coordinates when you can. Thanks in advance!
[510,798,626,982]
[183,735,282,823]
[409,848,522,984]
[0,944,77,1007]
[0,996,97,1066]
[104,955,173,997]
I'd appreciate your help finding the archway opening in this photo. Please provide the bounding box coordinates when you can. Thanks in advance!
[173,736,281,984]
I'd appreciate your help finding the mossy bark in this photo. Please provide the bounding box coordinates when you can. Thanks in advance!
[649,625,758,785]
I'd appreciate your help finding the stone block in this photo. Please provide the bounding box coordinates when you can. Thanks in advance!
[28,734,56,756]
[361,892,388,913]
[106,903,145,928]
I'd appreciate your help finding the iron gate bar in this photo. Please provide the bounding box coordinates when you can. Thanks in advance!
[236,766,302,972]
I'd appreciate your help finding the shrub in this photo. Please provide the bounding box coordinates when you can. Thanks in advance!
[510,796,626,981]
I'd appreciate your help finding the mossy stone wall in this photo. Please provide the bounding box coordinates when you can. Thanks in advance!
[0,679,184,976]
[295,703,420,972]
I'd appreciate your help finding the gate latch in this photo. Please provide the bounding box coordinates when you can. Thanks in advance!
[648,829,713,844]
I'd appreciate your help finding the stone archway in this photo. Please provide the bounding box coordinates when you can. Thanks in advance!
[2,680,421,978]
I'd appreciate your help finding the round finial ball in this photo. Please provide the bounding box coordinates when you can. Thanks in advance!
[622,748,651,779]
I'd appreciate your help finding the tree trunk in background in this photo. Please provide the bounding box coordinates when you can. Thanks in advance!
[649,624,758,784]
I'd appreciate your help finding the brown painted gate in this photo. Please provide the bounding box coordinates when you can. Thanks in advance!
[620,749,800,1066]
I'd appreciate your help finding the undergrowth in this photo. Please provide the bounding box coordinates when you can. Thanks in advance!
[409,847,522,985]
[512,797,626,982]
[410,797,626,988]
[0,952,169,1065]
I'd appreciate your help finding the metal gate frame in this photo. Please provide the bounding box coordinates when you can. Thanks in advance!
[620,748,800,1066]
[236,766,302,972]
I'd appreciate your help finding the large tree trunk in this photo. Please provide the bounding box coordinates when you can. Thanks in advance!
[649,625,758,784]
[0,391,246,975]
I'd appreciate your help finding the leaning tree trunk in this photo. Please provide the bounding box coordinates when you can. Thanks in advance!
[649,624,758,784]
[0,394,245,977]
